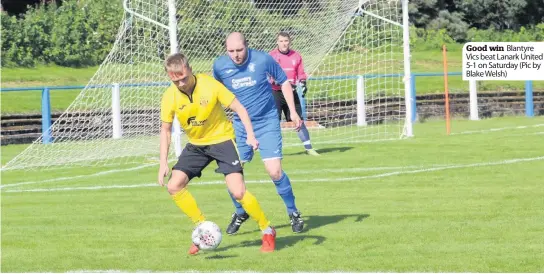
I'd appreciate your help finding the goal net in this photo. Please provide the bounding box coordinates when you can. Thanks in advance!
[4,0,410,170]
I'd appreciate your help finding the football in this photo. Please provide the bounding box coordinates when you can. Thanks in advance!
[191,221,223,250]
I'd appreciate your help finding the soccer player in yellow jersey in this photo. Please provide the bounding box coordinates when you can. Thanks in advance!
[158,53,276,254]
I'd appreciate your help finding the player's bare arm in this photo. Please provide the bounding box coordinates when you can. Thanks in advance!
[158,121,172,186]
[281,81,303,130]
[228,99,259,150]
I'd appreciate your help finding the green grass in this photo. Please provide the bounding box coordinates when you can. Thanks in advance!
[2,117,544,272]
[0,65,95,113]
[0,89,81,114]
[1,65,99,87]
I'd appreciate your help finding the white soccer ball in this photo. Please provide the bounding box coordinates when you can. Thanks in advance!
[191,221,223,250]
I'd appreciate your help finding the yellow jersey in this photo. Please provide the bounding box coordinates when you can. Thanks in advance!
[160,74,236,146]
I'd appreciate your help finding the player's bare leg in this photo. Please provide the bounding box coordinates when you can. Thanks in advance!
[225,172,276,252]
[263,158,304,233]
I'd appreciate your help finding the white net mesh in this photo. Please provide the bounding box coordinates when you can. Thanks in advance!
[4,0,408,170]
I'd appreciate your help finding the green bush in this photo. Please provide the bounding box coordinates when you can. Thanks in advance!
[466,23,544,42]
[409,27,459,51]
[409,23,544,51]
[1,14,34,67]
[1,0,121,68]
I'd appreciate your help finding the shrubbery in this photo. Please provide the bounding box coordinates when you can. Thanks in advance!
[410,23,544,51]
[1,0,121,67]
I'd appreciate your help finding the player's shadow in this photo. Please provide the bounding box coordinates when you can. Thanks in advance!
[205,254,238,260]
[236,214,370,236]
[211,235,326,254]
[208,214,369,254]
[285,146,354,156]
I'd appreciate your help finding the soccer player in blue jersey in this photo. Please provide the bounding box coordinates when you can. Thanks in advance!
[213,32,305,234]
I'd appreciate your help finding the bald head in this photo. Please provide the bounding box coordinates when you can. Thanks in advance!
[226,32,247,45]
[225,32,248,65]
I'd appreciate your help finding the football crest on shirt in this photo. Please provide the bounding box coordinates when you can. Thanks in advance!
[200,98,209,106]
[248,62,255,72]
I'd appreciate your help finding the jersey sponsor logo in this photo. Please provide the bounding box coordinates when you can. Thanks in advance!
[248,62,255,72]
[187,116,206,126]
[187,116,195,125]
[231,76,257,89]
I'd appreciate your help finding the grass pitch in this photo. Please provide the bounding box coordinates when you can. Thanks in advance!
[2,117,544,272]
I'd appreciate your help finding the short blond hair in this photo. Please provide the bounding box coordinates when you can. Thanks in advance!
[164,52,190,73]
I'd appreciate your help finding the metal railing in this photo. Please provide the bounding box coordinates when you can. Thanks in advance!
[1,73,537,144]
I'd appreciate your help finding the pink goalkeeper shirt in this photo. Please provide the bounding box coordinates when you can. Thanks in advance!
[269,48,308,91]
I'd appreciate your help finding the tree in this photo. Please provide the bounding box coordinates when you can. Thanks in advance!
[455,0,527,30]
[518,0,544,27]
[427,10,468,41]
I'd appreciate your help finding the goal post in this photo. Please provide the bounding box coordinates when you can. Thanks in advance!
[402,0,413,137]
[4,0,412,171]
[123,0,183,157]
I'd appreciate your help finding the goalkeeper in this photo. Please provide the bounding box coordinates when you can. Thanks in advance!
[213,32,305,235]
[269,31,319,156]
[158,52,276,254]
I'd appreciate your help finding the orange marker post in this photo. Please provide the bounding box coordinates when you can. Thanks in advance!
[443,44,451,135]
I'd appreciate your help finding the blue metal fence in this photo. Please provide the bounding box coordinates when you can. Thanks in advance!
[1,73,536,144]
[525,80,534,117]
[41,88,52,144]
[408,72,535,122]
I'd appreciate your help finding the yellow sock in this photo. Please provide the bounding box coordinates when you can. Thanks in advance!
[237,190,271,231]
[172,188,205,224]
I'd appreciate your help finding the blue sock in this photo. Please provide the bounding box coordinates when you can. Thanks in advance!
[227,189,246,216]
[273,171,298,215]
[297,123,312,150]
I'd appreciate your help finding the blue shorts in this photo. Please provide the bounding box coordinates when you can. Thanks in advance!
[233,119,283,162]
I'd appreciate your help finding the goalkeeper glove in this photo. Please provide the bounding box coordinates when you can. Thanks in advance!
[299,80,307,98]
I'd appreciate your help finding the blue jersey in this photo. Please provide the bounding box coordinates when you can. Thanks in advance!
[213,48,288,121]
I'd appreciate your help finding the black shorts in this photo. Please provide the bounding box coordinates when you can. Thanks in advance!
[172,139,243,180]
[273,89,303,122]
